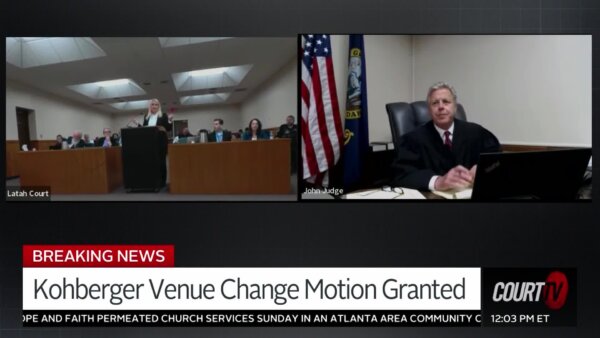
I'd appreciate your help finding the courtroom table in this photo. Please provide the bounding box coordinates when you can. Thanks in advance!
[16,147,123,194]
[168,139,291,194]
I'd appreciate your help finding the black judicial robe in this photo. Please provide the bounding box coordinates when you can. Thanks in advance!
[392,119,500,190]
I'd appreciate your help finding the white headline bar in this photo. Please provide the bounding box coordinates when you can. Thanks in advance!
[23,268,481,310]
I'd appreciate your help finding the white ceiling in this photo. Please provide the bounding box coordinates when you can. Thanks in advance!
[5,37,296,114]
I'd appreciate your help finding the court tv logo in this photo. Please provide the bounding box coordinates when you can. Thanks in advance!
[492,271,568,310]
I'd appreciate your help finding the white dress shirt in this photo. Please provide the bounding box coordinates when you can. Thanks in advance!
[428,122,455,191]
[147,114,158,127]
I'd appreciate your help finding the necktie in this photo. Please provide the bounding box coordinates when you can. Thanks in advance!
[444,130,452,150]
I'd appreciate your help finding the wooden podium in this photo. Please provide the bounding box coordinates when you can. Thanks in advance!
[168,139,291,194]
[121,127,166,191]
[17,147,122,194]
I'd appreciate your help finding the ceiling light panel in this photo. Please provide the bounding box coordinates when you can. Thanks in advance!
[180,93,232,105]
[110,99,151,111]
[158,37,232,48]
[172,64,252,92]
[6,37,106,68]
[68,78,146,99]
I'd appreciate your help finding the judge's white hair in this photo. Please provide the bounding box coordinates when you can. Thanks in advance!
[427,82,457,103]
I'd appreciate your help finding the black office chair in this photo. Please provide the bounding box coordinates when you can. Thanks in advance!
[386,100,467,151]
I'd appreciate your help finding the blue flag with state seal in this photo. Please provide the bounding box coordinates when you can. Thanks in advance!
[343,34,369,190]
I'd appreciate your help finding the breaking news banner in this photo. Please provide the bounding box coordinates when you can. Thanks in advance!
[21,245,575,327]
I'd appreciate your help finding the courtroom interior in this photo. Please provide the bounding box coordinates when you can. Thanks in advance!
[301,35,592,200]
[5,37,298,201]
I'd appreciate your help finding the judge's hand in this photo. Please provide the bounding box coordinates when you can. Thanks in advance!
[157,126,167,133]
[167,113,174,122]
[434,165,474,191]
[469,165,477,180]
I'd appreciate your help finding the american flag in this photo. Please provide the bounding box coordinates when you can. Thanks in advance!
[301,34,343,184]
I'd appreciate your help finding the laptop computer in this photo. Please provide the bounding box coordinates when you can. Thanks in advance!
[175,136,200,144]
[471,148,591,201]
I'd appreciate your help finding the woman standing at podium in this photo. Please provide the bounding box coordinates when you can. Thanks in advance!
[136,98,173,188]
[142,98,173,132]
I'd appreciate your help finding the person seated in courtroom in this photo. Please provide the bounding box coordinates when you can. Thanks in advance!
[68,131,87,149]
[49,134,66,150]
[392,82,500,192]
[177,127,194,138]
[208,118,232,143]
[83,134,94,147]
[276,115,298,139]
[95,128,120,147]
[242,118,270,141]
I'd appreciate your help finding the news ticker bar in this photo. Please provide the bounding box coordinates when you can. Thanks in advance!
[22,310,482,327]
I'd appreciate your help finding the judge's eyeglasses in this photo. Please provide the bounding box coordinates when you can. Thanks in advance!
[382,186,404,196]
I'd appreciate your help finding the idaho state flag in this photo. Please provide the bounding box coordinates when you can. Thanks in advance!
[343,34,369,189]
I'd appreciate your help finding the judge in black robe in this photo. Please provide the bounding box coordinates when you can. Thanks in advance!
[392,82,501,191]
[392,119,500,190]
